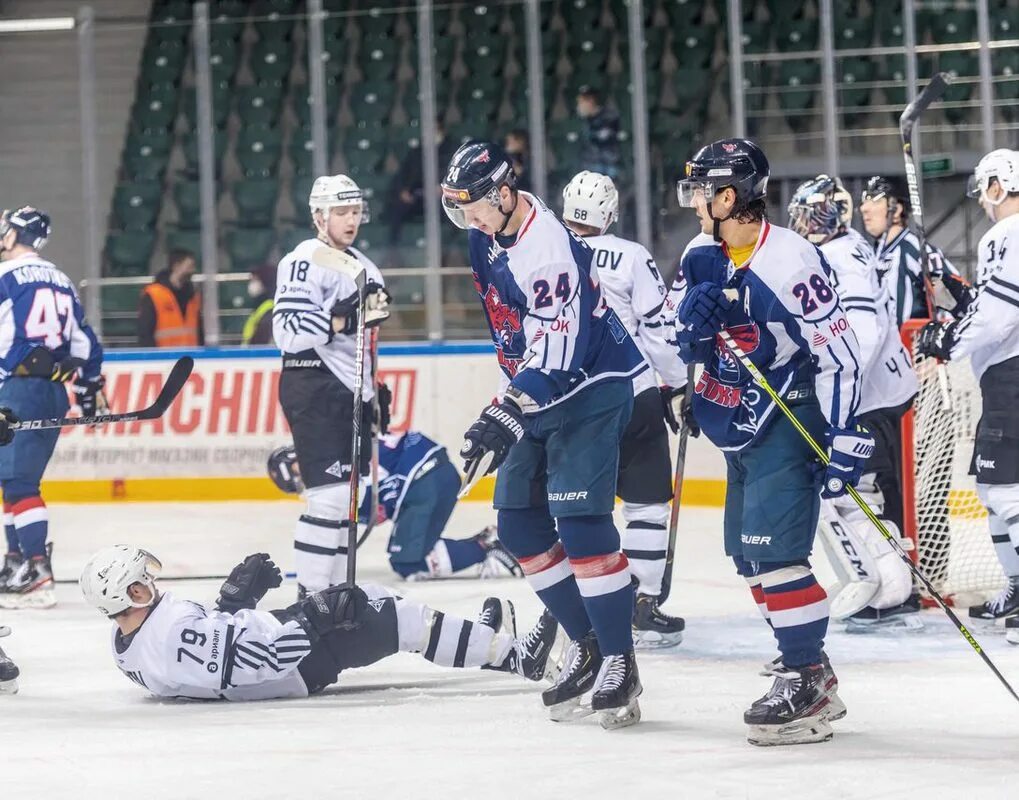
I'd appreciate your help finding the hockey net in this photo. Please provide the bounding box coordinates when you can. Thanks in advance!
[901,319,1005,606]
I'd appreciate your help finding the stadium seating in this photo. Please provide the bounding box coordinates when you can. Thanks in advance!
[233,178,280,228]
[236,125,283,178]
[113,181,163,231]
[106,231,156,276]
[225,227,276,271]
[122,130,173,182]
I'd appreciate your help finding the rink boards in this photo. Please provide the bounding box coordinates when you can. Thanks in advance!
[41,345,728,504]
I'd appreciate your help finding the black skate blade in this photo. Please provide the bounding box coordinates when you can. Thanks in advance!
[599,699,641,730]
[633,629,684,650]
[747,715,833,746]
[547,697,595,723]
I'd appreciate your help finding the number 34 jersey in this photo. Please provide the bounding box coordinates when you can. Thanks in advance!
[0,253,103,382]
[111,592,312,701]
[672,222,863,451]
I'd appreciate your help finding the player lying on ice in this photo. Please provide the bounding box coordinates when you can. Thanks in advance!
[79,546,564,701]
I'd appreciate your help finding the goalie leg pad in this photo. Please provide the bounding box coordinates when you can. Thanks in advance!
[977,482,1019,578]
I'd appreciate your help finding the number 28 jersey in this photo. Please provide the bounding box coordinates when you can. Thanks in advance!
[0,253,103,382]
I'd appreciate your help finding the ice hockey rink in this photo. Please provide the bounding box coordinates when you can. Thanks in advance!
[4,500,1016,799]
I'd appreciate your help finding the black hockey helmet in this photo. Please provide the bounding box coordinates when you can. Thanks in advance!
[861,175,911,221]
[440,140,517,231]
[267,445,303,494]
[676,138,770,240]
[0,206,51,252]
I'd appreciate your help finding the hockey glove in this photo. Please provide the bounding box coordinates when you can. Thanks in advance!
[376,380,392,435]
[935,273,977,318]
[821,426,875,499]
[677,283,734,340]
[675,325,716,365]
[916,319,958,361]
[216,552,283,613]
[0,408,18,446]
[15,348,85,383]
[460,399,526,488]
[71,375,108,418]
[661,385,700,437]
[298,584,369,641]
[330,281,392,334]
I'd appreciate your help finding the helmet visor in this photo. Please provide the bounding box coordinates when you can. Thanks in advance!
[676,179,717,208]
[966,173,983,199]
[441,192,469,230]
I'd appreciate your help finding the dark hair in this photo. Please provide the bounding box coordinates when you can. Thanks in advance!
[577,85,603,105]
[167,249,196,272]
[733,198,768,224]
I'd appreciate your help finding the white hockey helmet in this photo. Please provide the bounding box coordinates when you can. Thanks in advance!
[562,170,619,234]
[79,545,162,617]
[967,149,1019,208]
[309,174,371,223]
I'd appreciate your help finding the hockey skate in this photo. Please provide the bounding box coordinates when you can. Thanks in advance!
[0,626,18,694]
[969,577,1019,621]
[481,599,567,682]
[1005,616,1019,645]
[761,651,846,722]
[473,527,524,578]
[0,553,55,609]
[632,593,684,650]
[590,651,642,730]
[0,552,23,592]
[845,592,923,633]
[542,632,602,722]
[745,663,833,746]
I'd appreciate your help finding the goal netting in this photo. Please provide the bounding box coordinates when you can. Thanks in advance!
[902,319,1005,606]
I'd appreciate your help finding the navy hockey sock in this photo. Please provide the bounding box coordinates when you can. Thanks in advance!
[559,515,634,656]
[11,496,47,559]
[757,561,829,669]
[442,537,487,572]
[3,503,17,553]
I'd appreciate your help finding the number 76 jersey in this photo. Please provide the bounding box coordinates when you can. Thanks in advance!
[0,253,103,381]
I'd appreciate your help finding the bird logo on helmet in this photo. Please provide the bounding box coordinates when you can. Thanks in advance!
[0,206,51,253]
[440,140,517,232]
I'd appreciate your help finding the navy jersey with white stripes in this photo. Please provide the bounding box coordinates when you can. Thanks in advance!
[467,193,645,412]
[949,212,1019,379]
[111,592,312,701]
[0,253,102,382]
[361,430,445,522]
[671,222,863,451]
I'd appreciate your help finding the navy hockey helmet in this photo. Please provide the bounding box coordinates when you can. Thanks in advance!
[440,140,518,232]
[0,206,51,252]
[788,174,853,244]
[861,175,911,221]
[267,445,303,494]
[676,138,770,240]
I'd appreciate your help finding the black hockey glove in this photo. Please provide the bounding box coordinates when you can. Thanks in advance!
[915,320,958,361]
[330,281,392,335]
[15,347,85,383]
[71,375,107,417]
[298,584,369,641]
[661,385,700,438]
[216,553,283,613]
[936,273,977,318]
[0,407,18,446]
[460,399,526,485]
[376,380,392,435]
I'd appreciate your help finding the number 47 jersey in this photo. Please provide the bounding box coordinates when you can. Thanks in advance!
[0,253,103,381]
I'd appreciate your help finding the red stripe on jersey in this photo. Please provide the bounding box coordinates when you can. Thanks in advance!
[11,496,45,515]
[764,582,827,612]
[518,542,566,576]
[750,584,766,604]
[570,552,629,579]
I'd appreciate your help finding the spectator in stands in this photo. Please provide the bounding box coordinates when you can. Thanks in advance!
[386,119,459,245]
[576,86,621,179]
[504,129,531,193]
[241,262,276,346]
[137,249,203,348]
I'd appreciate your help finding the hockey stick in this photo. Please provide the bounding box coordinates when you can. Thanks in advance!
[659,364,696,604]
[10,356,193,431]
[717,323,1019,704]
[356,328,382,551]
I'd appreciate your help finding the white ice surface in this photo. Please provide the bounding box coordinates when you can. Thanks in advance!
[3,501,1018,799]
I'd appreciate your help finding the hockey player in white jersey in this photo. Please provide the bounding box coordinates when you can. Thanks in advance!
[561,170,688,648]
[273,175,391,598]
[788,175,920,631]
[80,546,565,701]
[916,149,1019,638]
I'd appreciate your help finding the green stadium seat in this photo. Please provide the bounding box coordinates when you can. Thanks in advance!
[348,82,396,124]
[235,83,285,127]
[992,8,1019,39]
[209,36,241,85]
[388,246,428,270]
[233,178,280,226]
[226,227,276,272]
[671,25,716,69]
[122,130,173,182]
[253,0,296,41]
[876,54,908,108]
[181,129,229,176]
[290,176,316,220]
[236,124,283,178]
[461,40,508,79]
[150,3,191,44]
[106,231,156,276]
[444,122,477,149]
[776,61,819,130]
[836,17,873,49]
[359,6,399,38]
[838,56,875,122]
[742,61,771,114]
[288,131,316,176]
[280,227,313,254]
[113,181,163,231]
[165,228,202,262]
[570,31,612,75]
[182,85,232,130]
[940,51,978,123]
[777,18,819,52]
[210,16,244,44]
[563,0,603,30]
[131,83,179,132]
[359,35,399,80]
[403,38,458,77]
[461,4,502,37]
[344,136,386,176]
[388,127,422,163]
[740,21,772,55]
[173,180,204,228]
[541,29,563,64]
[609,0,656,29]
[218,278,252,316]
[101,283,144,314]
[662,0,708,28]
[932,10,977,44]
[993,49,1019,121]
[292,82,341,129]
[249,39,294,86]
[765,0,807,27]
[211,0,247,19]
[399,222,426,248]
[139,43,187,86]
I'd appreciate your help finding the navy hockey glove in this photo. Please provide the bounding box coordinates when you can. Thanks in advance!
[661,385,700,437]
[216,553,283,613]
[677,283,734,339]
[821,426,875,499]
[298,584,369,641]
[916,319,958,361]
[71,375,107,418]
[375,380,392,435]
[675,325,716,365]
[0,408,18,446]
[460,399,526,484]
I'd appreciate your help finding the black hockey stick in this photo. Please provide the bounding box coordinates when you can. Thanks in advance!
[659,364,696,604]
[718,324,1019,705]
[10,356,194,431]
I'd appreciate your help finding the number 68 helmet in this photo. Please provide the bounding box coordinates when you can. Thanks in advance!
[80,545,162,617]
[562,171,619,234]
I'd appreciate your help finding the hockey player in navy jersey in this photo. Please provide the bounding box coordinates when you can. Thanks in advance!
[268,434,523,580]
[0,207,104,609]
[561,170,688,649]
[673,140,867,745]
[440,141,647,729]
[788,176,921,631]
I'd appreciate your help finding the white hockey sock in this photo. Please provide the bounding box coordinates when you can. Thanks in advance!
[295,484,349,593]
[621,501,670,596]
[394,596,511,667]
[978,483,1019,578]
